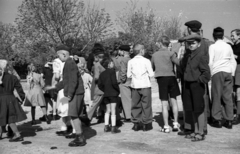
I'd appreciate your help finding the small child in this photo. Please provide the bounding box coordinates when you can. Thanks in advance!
[77,61,93,112]
[98,57,121,133]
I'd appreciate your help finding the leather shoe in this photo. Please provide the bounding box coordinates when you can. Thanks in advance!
[9,135,24,142]
[104,125,111,132]
[111,126,121,134]
[232,115,240,125]
[56,130,69,136]
[65,133,76,139]
[143,123,153,132]
[222,120,232,129]
[132,123,141,131]
[178,129,193,136]
[68,134,87,147]
[211,120,222,128]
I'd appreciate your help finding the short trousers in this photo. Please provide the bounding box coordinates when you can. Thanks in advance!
[156,76,180,100]
[68,95,84,117]
[103,96,118,104]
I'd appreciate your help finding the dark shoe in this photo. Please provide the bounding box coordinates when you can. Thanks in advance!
[104,125,111,132]
[31,120,37,125]
[116,120,123,127]
[68,134,87,147]
[191,134,205,142]
[222,120,233,129]
[185,133,196,139]
[56,130,69,136]
[143,123,153,132]
[132,123,141,131]
[39,115,46,121]
[204,129,208,135]
[124,119,131,123]
[232,115,240,125]
[178,129,193,136]
[65,133,76,139]
[45,115,51,124]
[211,120,222,128]
[52,115,60,121]
[111,126,121,134]
[9,135,24,142]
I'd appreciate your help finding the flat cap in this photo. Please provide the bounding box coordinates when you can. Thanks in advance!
[185,20,202,32]
[184,34,202,42]
[55,45,70,52]
[119,45,130,52]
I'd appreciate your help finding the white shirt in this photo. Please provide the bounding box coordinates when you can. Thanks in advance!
[127,55,154,88]
[209,40,236,76]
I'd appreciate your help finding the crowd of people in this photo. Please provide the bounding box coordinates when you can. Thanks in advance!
[0,19,240,147]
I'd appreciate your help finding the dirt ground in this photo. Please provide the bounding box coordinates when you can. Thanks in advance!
[0,81,240,154]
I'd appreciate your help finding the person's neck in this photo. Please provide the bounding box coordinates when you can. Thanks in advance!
[215,38,222,42]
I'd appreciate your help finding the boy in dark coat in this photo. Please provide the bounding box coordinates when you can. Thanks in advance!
[98,57,121,133]
[45,45,86,147]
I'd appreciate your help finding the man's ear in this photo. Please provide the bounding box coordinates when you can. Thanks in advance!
[197,43,201,48]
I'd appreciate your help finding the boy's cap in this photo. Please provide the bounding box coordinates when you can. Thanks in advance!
[185,20,202,32]
[119,45,130,52]
[55,45,70,52]
[184,34,202,42]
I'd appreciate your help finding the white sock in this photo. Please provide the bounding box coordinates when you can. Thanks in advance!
[72,129,76,134]
[60,126,67,131]
[111,115,116,126]
[104,113,110,125]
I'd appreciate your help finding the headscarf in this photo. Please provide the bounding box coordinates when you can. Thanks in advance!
[0,59,8,84]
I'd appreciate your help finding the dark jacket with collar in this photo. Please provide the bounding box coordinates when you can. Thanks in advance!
[98,68,120,97]
[56,58,84,98]
[180,39,210,84]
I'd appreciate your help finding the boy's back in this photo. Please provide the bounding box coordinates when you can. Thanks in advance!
[98,68,120,97]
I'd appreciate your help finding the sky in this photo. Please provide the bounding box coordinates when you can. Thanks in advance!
[0,0,240,40]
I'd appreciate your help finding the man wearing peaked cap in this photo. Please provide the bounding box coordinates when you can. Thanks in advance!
[184,34,202,42]
[185,20,202,33]
[119,45,131,52]
[118,44,132,122]
[178,20,212,137]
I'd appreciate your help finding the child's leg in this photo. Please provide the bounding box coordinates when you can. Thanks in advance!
[70,119,76,134]
[170,98,179,123]
[105,104,111,126]
[9,123,20,137]
[40,106,47,115]
[52,100,57,116]
[71,117,83,134]
[162,100,169,126]
[31,107,36,121]
[110,103,117,126]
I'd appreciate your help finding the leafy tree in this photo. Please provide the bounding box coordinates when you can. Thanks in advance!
[116,0,182,51]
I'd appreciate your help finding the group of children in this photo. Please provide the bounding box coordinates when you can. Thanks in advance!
[1,19,240,146]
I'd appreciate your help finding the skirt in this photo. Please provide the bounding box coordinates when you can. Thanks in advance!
[24,85,46,107]
[57,89,69,117]
[0,94,27,126]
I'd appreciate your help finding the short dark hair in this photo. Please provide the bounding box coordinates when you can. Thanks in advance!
[213,27,224,40]
[55,45,70,52]
[159,36,170,47]
[100,57,113,69]
[231,29,240,36]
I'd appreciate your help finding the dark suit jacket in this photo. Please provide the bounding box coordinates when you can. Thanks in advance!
[98,68,120,97]
[56,58,84,98]
[180,39,210,84]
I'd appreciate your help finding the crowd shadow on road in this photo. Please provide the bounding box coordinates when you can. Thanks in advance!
[18,120,50,138]
[83,126,97,140]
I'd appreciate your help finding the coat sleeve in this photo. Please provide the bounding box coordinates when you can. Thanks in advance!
[14,76,25,101]
[119,59,128,83]
[67,61,78,98]
[55,81,64,91]
[151,56,155,71]
[111,70,120,92]
[171,52,180,66]
[198,55,211,84]
[98,73,104,92]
